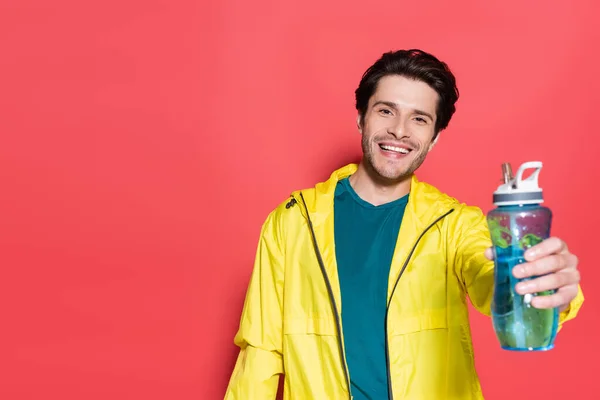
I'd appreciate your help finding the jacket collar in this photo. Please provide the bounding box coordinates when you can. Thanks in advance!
[292,163,458,230]
[290,163,459,308]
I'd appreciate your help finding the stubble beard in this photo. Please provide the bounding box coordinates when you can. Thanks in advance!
[361,134,429,184]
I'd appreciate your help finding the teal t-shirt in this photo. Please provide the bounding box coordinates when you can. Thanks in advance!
[334,177,409,400]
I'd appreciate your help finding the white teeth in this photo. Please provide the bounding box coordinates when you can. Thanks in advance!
[380,144,409,154]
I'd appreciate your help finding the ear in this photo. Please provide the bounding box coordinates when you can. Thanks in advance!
[428,133,440,152]
[356,114,363,134]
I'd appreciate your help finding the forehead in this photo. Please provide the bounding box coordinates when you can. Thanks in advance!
[370,75,439,113]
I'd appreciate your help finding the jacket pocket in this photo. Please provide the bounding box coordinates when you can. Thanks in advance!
[283,317,338,335]
[282,318,347,399]
[388,310,447,335]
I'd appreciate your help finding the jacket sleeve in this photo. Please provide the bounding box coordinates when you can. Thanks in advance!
[224,211,285,399]
[453,206,495,317]
[453,206,584,327]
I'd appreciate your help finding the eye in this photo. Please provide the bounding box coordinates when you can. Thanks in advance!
[414,116,428,124]
[378,108,393,116]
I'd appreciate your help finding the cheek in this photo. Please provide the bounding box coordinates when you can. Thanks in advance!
[414,126,436,143]
[363,113,385,129]
[364,121,388,139]
[360,123,376,141]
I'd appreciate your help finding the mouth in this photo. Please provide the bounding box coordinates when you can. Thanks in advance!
[378,143,412,155]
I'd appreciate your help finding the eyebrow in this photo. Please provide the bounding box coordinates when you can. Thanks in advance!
[372,100,435,121]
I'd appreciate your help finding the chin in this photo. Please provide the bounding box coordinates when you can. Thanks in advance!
[364,150,419,181]
[372,164,411,182]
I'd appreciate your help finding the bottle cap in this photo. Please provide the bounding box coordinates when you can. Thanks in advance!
[493,161,544,206]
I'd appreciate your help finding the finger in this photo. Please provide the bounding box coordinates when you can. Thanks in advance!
[515,269,580,295]
[525,237,568,261]
[530,284,579,309]
[513,253,578,279]
[484,247,494,260]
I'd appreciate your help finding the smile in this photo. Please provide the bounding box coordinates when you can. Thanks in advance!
[379,144,411,154]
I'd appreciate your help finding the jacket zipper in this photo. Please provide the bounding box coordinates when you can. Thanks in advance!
[384,208,455,400]
[290,195,455,400]
[292,194,353,400]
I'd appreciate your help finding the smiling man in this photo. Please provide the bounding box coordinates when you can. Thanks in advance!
[224,49,584,400]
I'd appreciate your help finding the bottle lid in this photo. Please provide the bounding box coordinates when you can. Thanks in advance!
[493,161,544,206]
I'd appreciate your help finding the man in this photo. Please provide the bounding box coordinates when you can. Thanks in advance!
[224,49,583,399]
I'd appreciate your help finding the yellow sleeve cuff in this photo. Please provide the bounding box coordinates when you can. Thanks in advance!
[558,284,584,330]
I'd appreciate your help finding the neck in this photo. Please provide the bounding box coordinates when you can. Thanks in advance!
[348,161,412,206]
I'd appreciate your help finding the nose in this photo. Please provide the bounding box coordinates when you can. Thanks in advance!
[387,116,410,139]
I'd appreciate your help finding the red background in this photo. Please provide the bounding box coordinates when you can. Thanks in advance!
[1,0,598,399]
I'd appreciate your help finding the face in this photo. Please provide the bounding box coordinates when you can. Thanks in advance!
[358,75,439,182]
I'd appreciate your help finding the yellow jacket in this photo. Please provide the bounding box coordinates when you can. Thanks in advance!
[225,164,583,400]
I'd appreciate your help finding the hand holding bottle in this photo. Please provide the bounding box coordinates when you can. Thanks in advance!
[485,237,580,311]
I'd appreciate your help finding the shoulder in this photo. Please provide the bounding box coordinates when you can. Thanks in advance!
[261,172,338,242]
[260,192,310,242]
[260,197,297,239]
[422,182,492,250]
[415,178,487,229]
